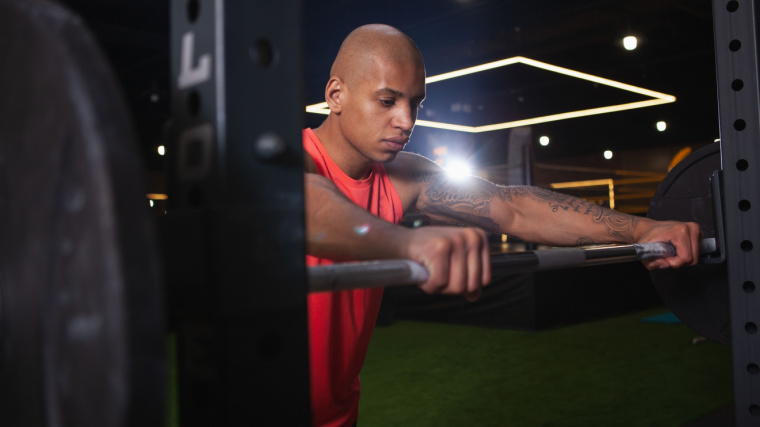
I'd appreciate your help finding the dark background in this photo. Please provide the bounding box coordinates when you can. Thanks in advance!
[61,0,719,179]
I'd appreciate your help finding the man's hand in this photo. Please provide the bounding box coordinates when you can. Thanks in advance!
[402,226,492,301]
[636,219,702,270]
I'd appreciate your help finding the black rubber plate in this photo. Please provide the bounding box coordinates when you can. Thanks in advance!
[0,1,164,425]
[648,143,730,345]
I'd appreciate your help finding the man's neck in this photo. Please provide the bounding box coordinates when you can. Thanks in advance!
[313,119,374,180]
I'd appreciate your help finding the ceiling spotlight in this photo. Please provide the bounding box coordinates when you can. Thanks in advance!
[603,150,614,160]
[623,36,637,50]
[446,160,472,180]
[539,136,550,146]
[656,121,667,131]
[158,145,166,156]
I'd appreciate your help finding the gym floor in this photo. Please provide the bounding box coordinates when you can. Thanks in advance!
[359,307,732,427]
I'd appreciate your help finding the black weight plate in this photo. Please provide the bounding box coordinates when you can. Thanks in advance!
[648,143,730,345]
[0,1,164,426]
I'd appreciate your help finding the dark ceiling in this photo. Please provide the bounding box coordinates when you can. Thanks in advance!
[61,0,720,170]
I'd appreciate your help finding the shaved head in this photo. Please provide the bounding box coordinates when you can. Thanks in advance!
[330,24,425,87]
[314,24,427,178]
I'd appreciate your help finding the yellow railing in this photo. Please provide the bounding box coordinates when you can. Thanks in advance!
[549,176,664,213]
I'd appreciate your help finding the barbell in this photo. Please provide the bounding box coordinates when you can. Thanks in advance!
[0,0,734,426]
[308,239,717,292]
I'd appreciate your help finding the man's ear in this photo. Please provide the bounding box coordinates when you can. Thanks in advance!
[325,77,344,114]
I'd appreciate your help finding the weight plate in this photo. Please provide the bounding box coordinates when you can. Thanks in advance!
[648,143,730,345]
[0,1,164,426]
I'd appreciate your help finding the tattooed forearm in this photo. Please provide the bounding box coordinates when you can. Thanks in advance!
[422,175,503,218]
[424,204,501,233]
[504,186,639,241]
[597,209,640,241]
[418,174,639,241]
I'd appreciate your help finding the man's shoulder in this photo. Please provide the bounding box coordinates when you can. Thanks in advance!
[385,152,443,189]
[386,151,435,173]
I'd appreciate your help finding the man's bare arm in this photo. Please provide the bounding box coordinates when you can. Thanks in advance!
[304,172,491,299]
[305,173,405,260]
[419,175,640,245]
[388,152,701,269]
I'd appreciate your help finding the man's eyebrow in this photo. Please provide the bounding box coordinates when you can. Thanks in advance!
[375,87,404,97]
[375,87,426,101]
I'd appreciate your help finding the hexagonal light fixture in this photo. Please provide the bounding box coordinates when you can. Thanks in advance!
[305,56,675,133]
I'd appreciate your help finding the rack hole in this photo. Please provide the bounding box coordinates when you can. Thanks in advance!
[739,199,752,211]
[187,0,200,22]
[742,240,753,252]
[737,159,749,171]
[250,39,278,69]
[732,79,744,91]
[751,405,760,417]
[187,91,201,117]
[746,322,758,334]
[730,39,742,51]
[735,119,747,130]
[745,281,756,293]
[727,0,739,12]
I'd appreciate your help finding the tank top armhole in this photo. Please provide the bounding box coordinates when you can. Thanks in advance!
[375,163,405,225]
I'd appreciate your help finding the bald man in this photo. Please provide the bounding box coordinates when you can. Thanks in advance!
[304,24,700,426]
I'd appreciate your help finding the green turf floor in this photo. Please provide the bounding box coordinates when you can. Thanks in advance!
[358,307,733,427]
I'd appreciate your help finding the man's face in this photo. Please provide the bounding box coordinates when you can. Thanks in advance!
[339,57,426,165]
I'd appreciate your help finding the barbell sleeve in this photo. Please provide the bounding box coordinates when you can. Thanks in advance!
[308,238,716,293]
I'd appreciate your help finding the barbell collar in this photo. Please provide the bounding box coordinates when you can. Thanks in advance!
[308,238,716,293]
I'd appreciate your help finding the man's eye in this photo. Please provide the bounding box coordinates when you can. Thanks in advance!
[379,99,394,106]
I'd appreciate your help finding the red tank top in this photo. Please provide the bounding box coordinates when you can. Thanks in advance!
[303,128,404,427]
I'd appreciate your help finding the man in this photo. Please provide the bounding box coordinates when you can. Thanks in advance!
[304,24,700,427]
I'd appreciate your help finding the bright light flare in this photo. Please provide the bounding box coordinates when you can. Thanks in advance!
[603,150,614,160]
[656,121,667,131]
[158,145,166,156]
[539,136,550,146]
[446,160,472,180]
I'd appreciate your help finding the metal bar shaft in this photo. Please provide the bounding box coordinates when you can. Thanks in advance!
[309,239,715,293]
[308,239,700,292]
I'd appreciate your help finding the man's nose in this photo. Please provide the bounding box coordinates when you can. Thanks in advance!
[392,105,415,132]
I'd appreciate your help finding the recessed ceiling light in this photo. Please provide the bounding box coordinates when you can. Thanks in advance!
[623,36,638,50]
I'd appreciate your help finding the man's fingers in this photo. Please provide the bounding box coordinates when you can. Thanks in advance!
[448,237,467,295]
[414,227,490,299]
[481,230,492,286]
[419,240,451,294]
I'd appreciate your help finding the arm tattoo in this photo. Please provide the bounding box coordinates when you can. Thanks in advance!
[418,173,507,233]
[504,186,639,242]
[419,173,638,241]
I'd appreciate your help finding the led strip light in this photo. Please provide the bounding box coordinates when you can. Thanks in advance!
[305,56,676,133]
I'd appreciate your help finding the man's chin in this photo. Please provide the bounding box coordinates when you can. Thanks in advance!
[375,151,400,163]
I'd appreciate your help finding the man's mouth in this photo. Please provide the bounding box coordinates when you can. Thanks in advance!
[383,137,409,151]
